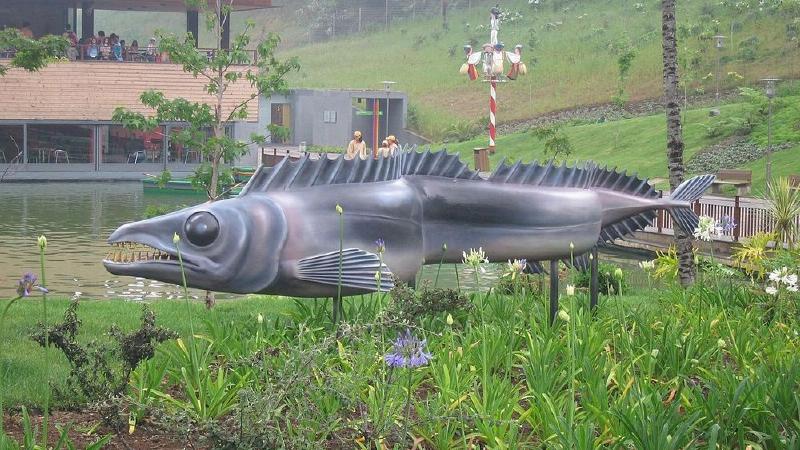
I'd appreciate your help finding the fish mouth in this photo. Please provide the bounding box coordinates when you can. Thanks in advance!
[102,240,194,269]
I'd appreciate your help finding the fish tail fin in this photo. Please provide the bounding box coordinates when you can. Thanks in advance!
[667,174,716,235]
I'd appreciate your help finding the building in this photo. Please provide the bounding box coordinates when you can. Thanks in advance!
[261,88,425,155]
[0,0,421,180]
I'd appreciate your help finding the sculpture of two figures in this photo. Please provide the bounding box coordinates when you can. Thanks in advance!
[460,6,527,81]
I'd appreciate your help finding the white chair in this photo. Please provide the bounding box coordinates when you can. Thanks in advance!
[184,149,199,164]
[128,150,146,164]
[51,149,70,163]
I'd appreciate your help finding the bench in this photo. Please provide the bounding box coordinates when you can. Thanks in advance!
[711,169,752,195]
[789,175,800,190]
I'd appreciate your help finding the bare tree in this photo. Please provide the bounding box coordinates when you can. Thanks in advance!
[662,0,695,286]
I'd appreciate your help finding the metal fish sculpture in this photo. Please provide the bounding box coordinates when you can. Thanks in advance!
[104,150,714,297]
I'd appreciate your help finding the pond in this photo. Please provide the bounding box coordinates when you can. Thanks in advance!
[0,182,654,300]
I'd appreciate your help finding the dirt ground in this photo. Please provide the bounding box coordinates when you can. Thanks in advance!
[3,410,208,449]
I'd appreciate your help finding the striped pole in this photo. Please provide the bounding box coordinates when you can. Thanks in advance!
[488,77,497,151]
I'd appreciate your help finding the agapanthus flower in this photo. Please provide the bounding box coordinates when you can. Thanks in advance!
[502,258,527,280]
[693,216,716,241]
[638,260,655,271]
[718,215,736,234]
[375,238,385,255]
[765,285,778,296]
[765,266,798,296]
[16,272,48,297]
[384,329,432,369]
[462,247,489,273]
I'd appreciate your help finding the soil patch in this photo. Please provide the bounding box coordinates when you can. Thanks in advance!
[3,410,206,449]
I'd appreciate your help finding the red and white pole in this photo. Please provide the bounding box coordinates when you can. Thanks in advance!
[488,77,497,151]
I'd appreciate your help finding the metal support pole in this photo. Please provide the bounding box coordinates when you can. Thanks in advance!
[590,246,599,311]
[766,97,773,185]
[549,259,558,325]
[733,195,741,242]
[22,123,27,164]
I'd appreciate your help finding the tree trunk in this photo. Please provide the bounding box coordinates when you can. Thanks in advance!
[662,0,695,287]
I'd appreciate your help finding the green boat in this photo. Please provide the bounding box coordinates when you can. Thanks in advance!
[142,178,243,197]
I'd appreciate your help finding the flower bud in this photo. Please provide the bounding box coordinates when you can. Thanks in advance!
[37,235,47,250]
[650,349,659,358]
[335,204,343,215]
[569,242,574,251]
[558,310,570,322]
[446,314,454,325]
[717,338,726,349]
[614,268,624,279]
[441,242,447,252]
[257,313,263,324]
[173,233,180,244]
[565,284,575,296]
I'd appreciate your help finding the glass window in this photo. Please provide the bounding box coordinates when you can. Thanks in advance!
[27,124,94,164]
[100,125,164,164]
[0,126,24,164]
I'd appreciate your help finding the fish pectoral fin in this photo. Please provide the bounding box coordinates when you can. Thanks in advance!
[296,248,394,292]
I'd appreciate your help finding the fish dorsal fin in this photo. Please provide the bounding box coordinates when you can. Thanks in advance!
[489,159,659,243]
[241,149,477,194]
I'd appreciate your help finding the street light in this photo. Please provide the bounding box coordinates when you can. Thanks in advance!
[761,77,780,186]
[381,80,396,143]
[712,35,726,115]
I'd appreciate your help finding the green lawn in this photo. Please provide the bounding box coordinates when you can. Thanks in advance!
[444,96,800,192]
[0,296,294,408]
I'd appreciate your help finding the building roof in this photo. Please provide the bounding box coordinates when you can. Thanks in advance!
[0,61,258,122]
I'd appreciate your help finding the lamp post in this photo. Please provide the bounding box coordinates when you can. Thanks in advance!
[762,77,779,186]
[712,35,726,115]
[381,80,396,143]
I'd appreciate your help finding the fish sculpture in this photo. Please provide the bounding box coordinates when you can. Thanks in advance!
[104,150,714,297]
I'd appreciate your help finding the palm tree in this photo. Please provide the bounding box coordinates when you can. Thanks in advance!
[662,0,696,286]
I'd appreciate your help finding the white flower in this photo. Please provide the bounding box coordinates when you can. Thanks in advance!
[638,260,655,271]
[257,313,263,324]
[566,284,575,296]
[765,285,778,296]
[693,216,716,242]
[769,269,782,282]
[173,233,180,244]
[462,247,489,269]
[783,273,797,286]
[787,284,798,293]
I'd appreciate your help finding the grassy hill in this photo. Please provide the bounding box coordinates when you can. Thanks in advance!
[285,0,800,140]
[445,84,800,192]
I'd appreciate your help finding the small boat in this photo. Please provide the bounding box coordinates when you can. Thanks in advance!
[141,178,243,197]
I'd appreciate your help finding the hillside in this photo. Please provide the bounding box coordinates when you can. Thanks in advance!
[284,0,800,140]
[445,83,800,192]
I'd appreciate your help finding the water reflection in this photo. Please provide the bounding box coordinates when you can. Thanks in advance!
[0,182,209,300]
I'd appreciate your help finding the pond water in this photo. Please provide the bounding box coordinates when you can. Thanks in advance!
[0,182,653,300]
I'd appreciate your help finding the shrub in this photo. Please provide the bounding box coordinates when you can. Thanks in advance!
[30,301,176,405]
[573,262,629,295]
[382,280,472,326]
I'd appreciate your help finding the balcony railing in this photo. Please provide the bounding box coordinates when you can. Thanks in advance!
[1,45,257,64]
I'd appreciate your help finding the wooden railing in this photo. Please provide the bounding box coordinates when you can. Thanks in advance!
[646,194,800,243]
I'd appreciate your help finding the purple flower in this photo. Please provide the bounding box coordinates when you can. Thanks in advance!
[375,238,386,255]
[384,329,432,369]
[719,215,736,233]
[16,272,48,297]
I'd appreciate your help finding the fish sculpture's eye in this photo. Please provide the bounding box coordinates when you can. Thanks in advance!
[184,212,220,247]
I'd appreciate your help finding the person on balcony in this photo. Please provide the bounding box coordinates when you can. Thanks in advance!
[63,25,78,60]
[146,37,157,62]
[129,40,139,61]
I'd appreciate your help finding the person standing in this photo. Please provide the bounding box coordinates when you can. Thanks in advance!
[386,135,399,154]
[346,130,367,160]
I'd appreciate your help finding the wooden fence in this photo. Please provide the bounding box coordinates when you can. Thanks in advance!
[646,194,800,243]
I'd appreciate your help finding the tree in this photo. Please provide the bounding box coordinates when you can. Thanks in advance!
[0,29,67,76]
[113,0,299,308]
[113,0,299,201]
[662,0,696,286]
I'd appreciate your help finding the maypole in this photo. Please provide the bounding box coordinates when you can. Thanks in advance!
[460,5,527,153]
